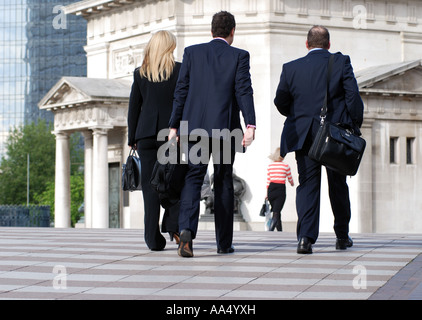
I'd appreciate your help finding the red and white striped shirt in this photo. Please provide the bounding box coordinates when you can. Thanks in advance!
[266,162,293,187]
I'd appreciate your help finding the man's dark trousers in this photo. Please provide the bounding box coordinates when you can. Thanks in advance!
[179,138,236,250]
[295,140,351,244]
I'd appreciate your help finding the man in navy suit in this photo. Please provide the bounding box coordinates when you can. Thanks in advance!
[274,26,364,254]
[168,11,256,257]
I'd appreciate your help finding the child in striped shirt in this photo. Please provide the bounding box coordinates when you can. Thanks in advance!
[266,148,294,231]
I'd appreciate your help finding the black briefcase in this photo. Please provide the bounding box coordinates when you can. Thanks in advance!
[309,122,366,176]
[308,54,366,176]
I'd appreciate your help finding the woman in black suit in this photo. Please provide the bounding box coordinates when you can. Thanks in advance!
[128,30,181,251]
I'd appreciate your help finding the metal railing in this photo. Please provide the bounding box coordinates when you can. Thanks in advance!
[0,205,51,227]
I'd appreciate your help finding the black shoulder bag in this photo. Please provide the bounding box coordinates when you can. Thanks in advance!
[308,55,366,176]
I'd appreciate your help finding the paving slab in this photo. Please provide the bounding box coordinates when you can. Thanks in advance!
[0,227,421,301]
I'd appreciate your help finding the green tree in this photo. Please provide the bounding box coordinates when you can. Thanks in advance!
[0,121,85,227]
[0,120,55,205]
[34,174,84,227]
[69,173,84,226]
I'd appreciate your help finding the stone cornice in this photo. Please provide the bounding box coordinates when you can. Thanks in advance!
[39,77,131,111]
[52,103,128,132]
[64,0,136,17]
[360,88,422,98]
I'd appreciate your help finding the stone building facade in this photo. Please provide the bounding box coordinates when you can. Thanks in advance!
[39,0,422,233]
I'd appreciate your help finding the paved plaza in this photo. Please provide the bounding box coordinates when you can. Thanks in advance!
[0,227,421,300]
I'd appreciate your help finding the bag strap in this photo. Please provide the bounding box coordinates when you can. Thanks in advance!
[129,147,139,157]
[320,54,334,125]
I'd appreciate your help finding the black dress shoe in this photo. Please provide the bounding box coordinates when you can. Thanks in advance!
[336,236,353,250]
[217,246,235,254]
[147,238,166,251]
[297,237,313,254]
[178,229,193,257]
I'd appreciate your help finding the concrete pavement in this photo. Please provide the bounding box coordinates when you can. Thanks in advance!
[0,227,421,300]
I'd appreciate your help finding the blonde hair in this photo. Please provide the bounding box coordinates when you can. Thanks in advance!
[268,147,284,162]
[140,30,176,82]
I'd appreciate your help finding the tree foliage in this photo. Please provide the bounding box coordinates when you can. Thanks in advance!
[0,120,55,205]
[34,174,84,227]
[0,120,85,226]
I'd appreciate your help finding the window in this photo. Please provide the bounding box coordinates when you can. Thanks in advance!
[390,137,399,164]
[407,137,415,165]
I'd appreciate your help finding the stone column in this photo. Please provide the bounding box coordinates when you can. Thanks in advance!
[82,131,93,228]
[357,119,374,233]
[54,131,71,228]
[91,127,110,228]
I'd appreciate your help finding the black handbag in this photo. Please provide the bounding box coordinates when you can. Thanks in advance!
[259,198,270,217]
[308,55,366,176]
[150,141,188,209]
[122,148,142,191]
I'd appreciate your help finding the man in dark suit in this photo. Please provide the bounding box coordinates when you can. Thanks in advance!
[168,11,256,257]
[274,26,364,254]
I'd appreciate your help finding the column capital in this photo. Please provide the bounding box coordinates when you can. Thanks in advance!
[52,130,71,138]
[361,118,375,129]
[90,126,113,136]
[81,130,93,139]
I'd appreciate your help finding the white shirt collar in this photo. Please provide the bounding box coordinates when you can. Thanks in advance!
[309,48,324,53]
[213,37,229,45]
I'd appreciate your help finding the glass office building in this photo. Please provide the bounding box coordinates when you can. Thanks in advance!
[0,0,87,157]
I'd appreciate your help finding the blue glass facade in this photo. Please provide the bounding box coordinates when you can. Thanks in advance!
[0,0,87,156]
[0,0,28,156]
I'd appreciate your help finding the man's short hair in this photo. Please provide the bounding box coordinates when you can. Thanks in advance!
[307,25,330,49]
[211,11,236,38]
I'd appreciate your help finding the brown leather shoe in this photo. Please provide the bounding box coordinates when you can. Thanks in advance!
[169,232,180,245]
[178,229,193,257]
